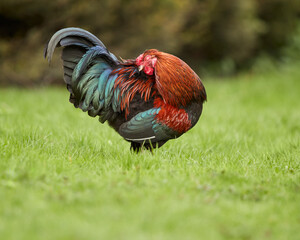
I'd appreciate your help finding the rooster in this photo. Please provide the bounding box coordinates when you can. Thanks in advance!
[44,28,206,151]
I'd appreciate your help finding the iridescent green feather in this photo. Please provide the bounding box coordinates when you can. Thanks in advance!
[69,47,122,121]
[44,28,122,122]
[118,107,181,144]
[98,69,112,99]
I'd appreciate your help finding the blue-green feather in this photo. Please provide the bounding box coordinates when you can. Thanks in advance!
[112,87,121,112]
[118,108,160,142]
[73,46,110,81]
[92,89,100,110]
[68,46,122,122]
[104,74,118,109]
[98,69,112,99]
[118,107,181,144]
[82,80,98,111]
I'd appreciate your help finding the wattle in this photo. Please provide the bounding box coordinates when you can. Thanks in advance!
[144,66,154,75]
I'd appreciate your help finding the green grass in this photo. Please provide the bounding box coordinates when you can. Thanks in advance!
[0,66,299,240]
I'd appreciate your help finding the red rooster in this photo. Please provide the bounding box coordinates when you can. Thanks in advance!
[45,28,206,151]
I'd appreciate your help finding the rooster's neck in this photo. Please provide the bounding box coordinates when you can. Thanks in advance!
[112,65,156,117]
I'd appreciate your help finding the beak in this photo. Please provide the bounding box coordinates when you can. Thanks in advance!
[138,65,144,72]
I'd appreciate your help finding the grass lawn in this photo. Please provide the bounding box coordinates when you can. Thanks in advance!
[0,66,299,240]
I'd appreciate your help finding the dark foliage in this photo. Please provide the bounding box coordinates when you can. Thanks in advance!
[0,0,299,85]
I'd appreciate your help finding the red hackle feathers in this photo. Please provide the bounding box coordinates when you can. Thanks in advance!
[143,49,206,107]
[154,98,191,133]
[112,63,156,117]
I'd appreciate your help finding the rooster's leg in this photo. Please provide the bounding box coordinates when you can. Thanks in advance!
[130,142,142,152]
[130,142,155,153]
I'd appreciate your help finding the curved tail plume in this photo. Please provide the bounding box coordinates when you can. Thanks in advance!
[44,28,120,119]
[44,27,118,63]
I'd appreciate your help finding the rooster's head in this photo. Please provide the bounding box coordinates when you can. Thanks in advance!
[135,49,159,76]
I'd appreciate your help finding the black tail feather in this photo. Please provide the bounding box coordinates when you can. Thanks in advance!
[44,27,119,88]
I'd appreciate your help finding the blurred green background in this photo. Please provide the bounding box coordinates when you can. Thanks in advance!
[0,0,300,86]
[1,2,300,239]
